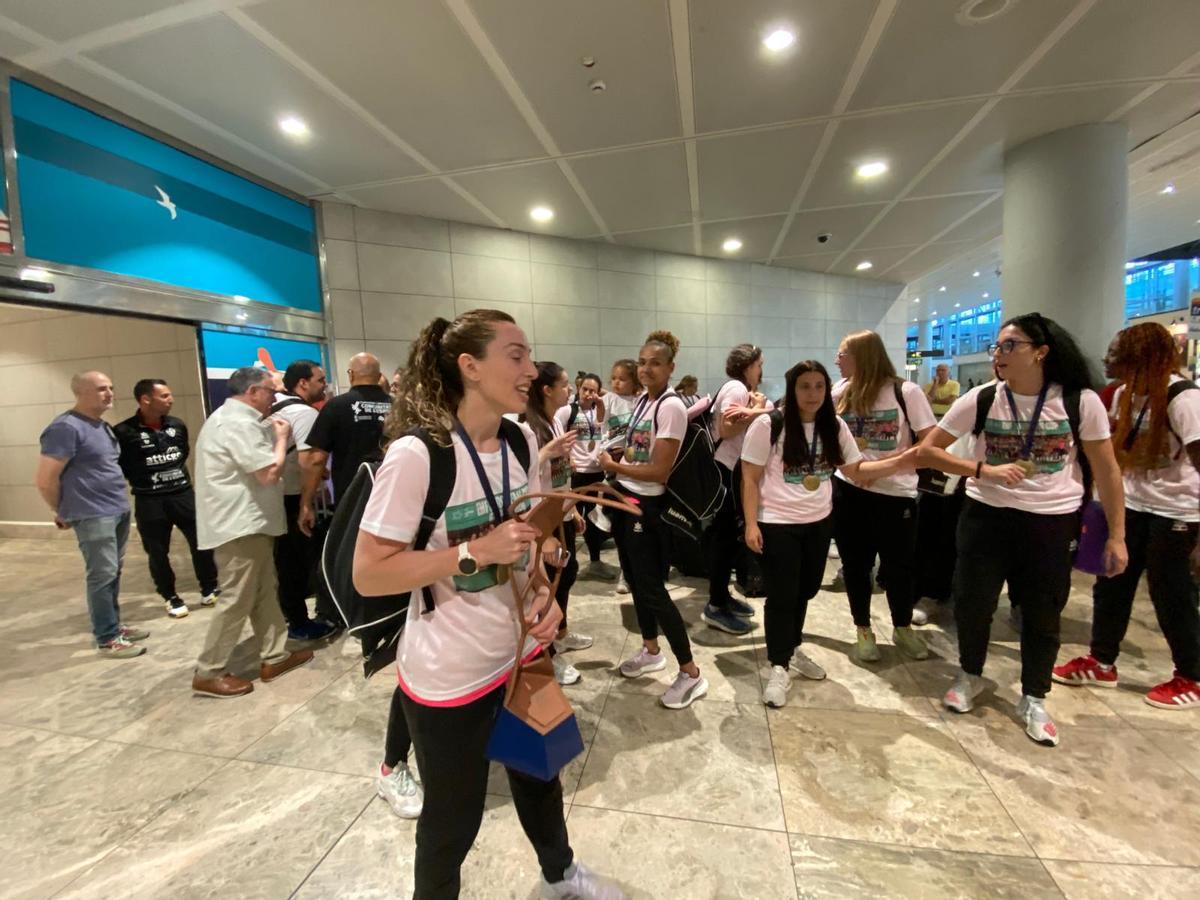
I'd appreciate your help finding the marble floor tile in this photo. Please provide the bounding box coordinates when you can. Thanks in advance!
[1092,678,1200,732]
[55,759,372,900]
[771,707,1031,856]
[291,796,417,900]
[1043,860,1200,899]
[573,694,786,831]
[4,740,226,900]
[552,623,630,687]
[1132,729,1200,784]
[789,834,1062,899]
[950,715,1200,864]
[0,725,95,797]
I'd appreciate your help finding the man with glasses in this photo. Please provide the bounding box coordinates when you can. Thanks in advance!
[191,366,312,698]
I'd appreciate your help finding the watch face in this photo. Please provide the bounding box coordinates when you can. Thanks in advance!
[458,557,478,576]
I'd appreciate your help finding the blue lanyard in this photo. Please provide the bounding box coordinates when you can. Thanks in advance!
[453,422,510,524]
[1004,383,1050,460]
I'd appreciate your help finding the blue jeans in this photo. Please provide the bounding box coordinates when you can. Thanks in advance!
[73,512,131,645]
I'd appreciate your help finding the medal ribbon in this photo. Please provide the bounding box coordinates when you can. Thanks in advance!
[1004,383,1051,461]
[452,421,510,525]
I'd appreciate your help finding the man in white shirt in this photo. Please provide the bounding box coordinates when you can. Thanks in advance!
[192,366,312,698]
[270,359,335,640]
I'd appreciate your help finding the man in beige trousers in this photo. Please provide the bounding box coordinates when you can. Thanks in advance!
[192,366,311,697]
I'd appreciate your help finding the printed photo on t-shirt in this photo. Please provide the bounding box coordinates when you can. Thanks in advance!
[841,408,901,451]
[983,418,1071,473]
[549,454,570,489]
[607,410,632,441]
[626,418,652,463]
[782,436,835,485]
[443,484,530,592]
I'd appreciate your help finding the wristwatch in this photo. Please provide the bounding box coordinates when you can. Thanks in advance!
[457,541,479,576]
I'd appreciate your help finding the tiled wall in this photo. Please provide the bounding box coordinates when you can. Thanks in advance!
[319,203,909,399]
[0,302,204,523]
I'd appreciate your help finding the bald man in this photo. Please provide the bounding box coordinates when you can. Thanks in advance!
[298,353,393,627]
[36,372,148,657]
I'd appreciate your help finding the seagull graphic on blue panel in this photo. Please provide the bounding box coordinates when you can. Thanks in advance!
[154,185,177,220]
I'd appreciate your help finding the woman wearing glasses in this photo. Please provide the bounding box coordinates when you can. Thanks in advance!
[916,313,1127,747]
[831,331,937,664]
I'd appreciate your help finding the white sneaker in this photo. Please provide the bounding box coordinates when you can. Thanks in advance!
[618,646,666,678]
[661,670,708,709]
[200,589,221,607]
[790,648,826,681]
[541,861,626,899]
[763,665,791,708]
[910,607,929,627]
[553,655,581,685]
[1016,695,1060,747]
[615,574,630,595]
[554,631,594,653]
[377,763,423,818]
[944,670,984,713]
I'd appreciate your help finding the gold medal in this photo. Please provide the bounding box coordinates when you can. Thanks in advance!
[495,564,510,585]
[803,474,821,492]
[1015,458,1036,476]
[624,446,635,462]
[855,436,868,450]
[588,440,596,452]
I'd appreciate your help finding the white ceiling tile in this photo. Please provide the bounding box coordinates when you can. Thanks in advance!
[700,215,788,261]
[467,0,680,153]
[773,251,841,271]
[342,180,497,228]
[934,201,1004,246]
[572,144,692,234]
[612,225,694,256]
[697,124,824,220]
[828,245,919,278]
[859,195,997,249]
[802,101,984,209]
[243,0,543,171]
[1020,0,1200,89]
[1122,82,1200,148]
[0,0,181,42]
[453,162,598,237]
[912,85,1144,197]
[84,15,426,187]
[689,0,878,132]
[774,204,888,258]
[0,27,35,58]
[888,241,981,285]
[849,0,1077,111]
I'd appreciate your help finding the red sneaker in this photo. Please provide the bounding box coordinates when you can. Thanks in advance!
[1052,655,1118,688]
[1145,674,1200,710]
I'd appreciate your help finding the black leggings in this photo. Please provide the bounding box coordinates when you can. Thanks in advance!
[706,462,741,609]
[954,498,1077,698]
[401,686,573,899]
[611,490,693,666]
[570,471,607,563]
[832,479,917,628]
[761,519,833,667]
[551,517,579,630]
[383,686,412,769]
[1091,508,1200,681]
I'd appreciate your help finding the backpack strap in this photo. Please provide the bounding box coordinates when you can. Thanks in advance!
[768,408,785,446]
[1167,380,1200,454]
[269,395,307,454]
[972,384,998,437]
[891,381,917,444]
[498,417,532,474]
[566,401,580,431]
[409,430,458,613]
[1063,388,1093,504]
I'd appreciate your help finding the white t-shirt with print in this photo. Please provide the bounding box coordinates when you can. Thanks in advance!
[271,392,319,496]
[359,423,542,706]
[617,389,687,497]
[603,393,636,449]
[939,383,1110,516]
[708,379,750,470]
[1113,376,1200,522]
[555,402,603,475]
[540,413,573,491]
[742,415,863,524]
[831,379,936,499]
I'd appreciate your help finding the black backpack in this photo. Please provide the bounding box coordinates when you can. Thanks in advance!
[321,419,531,678]
[653,391,727,542]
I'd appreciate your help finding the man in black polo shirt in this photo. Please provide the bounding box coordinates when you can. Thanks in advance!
[299,352,391,626]
[115,379,219,618]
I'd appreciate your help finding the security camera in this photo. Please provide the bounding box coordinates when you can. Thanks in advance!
[817,232,832,244]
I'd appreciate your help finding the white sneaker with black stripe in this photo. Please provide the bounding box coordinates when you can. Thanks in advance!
[661,670,708,709]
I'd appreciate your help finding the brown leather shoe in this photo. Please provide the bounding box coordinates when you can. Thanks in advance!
[192,673,254,698]
[260,649,314,682]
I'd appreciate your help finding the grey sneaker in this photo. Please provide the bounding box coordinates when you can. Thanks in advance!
[541,861,626,899]
[701,603,754,635]
[790,648,826,681]
[661,670,708,709]
[944,670,984,713]
[763,665,791,708]
[584,560,618,582]
[377,763,423,818]
[97,636,146,659]
[554,631,594,653]
[1017,695,1060,747]
[619,646,666,678]
[118,624,150,642]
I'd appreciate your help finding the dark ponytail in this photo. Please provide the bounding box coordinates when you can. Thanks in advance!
[520,360,564,448]
[1003,312,1097,394]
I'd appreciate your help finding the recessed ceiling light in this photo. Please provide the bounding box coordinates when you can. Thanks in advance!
[722,237,743,253]
[954,303,961,308]
[855,260,873,271]
[278,115,309,138]
[762,29,794,51]
[529,206,554,223]
[855,160,889,179]
[972,270,980,277]
[939,285,947,292]
[982,292,989,298]
[1161,183,1176,195]
[912,297,920,303]
[912,317,919,322]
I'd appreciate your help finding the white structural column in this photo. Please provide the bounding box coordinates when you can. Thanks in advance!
[1001,123,1128,366]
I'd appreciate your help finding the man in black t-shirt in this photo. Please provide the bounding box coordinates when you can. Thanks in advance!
[299,353,392,625]
[115,379,219,618]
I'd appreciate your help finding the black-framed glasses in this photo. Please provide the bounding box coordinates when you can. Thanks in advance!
[987,338,1036,356]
